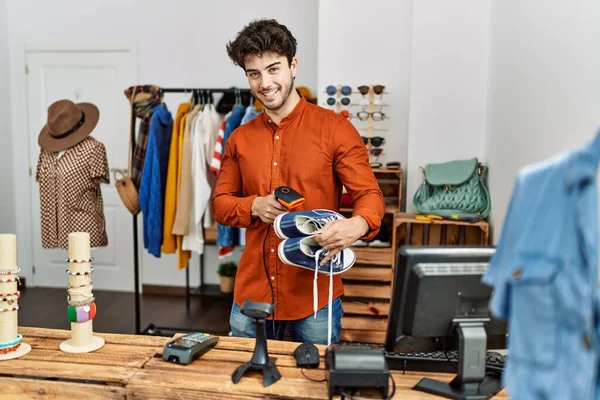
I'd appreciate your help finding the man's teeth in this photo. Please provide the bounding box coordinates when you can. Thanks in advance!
[263,89,278,96]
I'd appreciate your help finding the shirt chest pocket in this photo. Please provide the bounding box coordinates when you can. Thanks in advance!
[508,261,559,368]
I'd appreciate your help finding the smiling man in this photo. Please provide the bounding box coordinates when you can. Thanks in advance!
[213,19,385,344]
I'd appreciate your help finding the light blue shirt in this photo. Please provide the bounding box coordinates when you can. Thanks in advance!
[483,131,600,399]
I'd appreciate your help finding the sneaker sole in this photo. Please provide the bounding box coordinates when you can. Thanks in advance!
[273,213,289,240]
[277,242,355,275]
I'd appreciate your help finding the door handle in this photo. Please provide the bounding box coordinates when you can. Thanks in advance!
[110,168,128,174]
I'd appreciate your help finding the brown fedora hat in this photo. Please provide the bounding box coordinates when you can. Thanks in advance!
[38,99,100,152]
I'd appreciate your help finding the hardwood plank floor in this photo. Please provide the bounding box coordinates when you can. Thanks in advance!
[18,287,233,336]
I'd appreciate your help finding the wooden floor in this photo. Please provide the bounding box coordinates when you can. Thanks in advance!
[17,287,233,336]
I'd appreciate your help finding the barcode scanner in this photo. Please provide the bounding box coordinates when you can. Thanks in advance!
[274,186,305,210]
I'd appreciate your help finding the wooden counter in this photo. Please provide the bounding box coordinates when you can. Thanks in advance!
[0,327,509,399]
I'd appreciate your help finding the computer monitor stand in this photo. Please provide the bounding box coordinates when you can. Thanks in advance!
[413,319,502,400]
[231,299,281,387]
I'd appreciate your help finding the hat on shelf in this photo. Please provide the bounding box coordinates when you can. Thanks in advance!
[38,99,100,152]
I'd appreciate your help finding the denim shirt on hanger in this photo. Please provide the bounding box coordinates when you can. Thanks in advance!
[216,105,248,248]
[483,131,600,400]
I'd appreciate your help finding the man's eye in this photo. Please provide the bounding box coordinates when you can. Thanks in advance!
[248,72,258,78]
[269,68,279,73]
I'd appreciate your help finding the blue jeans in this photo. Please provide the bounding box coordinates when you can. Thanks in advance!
[230,297,344,345]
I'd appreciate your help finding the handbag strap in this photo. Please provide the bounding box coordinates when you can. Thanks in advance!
[126,86,138,176]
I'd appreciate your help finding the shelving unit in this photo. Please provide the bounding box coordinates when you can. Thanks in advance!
[339,168,402,344]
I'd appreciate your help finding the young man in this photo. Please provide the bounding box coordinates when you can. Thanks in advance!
[213,19,385,344]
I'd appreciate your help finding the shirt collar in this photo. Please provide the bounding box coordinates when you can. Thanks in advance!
[261,96,307,126]
[565,129,600,190]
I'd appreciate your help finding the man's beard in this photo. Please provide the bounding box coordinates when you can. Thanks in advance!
[255,75,294,111]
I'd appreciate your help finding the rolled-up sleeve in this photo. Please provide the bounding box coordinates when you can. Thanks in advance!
[332,119,385,240]
[212,133,258,228]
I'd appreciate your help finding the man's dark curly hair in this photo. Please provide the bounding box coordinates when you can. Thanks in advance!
[226,19,297,70]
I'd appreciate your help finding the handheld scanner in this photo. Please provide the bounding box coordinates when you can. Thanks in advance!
[274,186,305,210]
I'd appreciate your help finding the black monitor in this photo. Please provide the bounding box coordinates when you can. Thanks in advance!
[385,246,505,399]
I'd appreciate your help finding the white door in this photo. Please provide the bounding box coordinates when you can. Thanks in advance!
[27,49,135,291]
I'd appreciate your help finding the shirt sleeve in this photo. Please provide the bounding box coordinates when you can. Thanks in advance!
[212,132,258,229]
[90,142,110,184]
[482,173,524,320]
[332,118,385,240]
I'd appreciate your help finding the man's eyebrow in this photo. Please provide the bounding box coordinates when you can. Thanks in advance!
[245,62,282,74]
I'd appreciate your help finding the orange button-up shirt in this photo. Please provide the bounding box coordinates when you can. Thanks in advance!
[212,97,385,320]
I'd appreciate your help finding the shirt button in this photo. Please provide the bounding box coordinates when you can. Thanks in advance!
[270,248,275,253]
[275,135,280,140]
[582,333,591,350]
[271,276,275,281]
[273,162,278,166]
[511,267,522,280]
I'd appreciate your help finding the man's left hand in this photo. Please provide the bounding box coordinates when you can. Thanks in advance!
[314,216,369,265]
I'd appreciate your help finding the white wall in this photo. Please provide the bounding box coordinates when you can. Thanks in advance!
[317,0,413,191]
[0,0,16,236]
[406,0,491,212]
[486,0,600,238]
[5,0,318,287]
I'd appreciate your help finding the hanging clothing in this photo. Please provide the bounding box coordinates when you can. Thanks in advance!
[483,131,600,400]
[138,103,173,257]
[182,104,221,255]
[123,85,163,187]
[36,137,109,249]
[215,105,247,258]
[210,112,232,175]
[172,104,201,236]
[162,102,191,253]
[241,105,260,125]
[167,105,201,270]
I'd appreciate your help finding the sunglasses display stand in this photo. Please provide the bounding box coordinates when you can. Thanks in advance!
[60,232,105,354]
[361,86,385,168]
[0,234,31,360]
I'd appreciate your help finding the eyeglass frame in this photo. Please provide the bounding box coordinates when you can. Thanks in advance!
[361,136,386,147]
[357,85,386,96]
[326,85,352,96]
[356,110,386,121]
[327,97,351,107]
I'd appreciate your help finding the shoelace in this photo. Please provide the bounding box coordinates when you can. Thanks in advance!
[314,215,337,230]
[313,248,340,346]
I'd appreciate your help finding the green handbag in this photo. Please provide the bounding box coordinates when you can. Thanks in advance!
[413,157,491,219]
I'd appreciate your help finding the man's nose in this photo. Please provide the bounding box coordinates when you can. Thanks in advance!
[260,73,274,89]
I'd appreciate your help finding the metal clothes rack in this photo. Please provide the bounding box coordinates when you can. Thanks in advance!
[131,86,253,335]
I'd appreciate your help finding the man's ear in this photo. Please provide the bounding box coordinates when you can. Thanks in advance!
[290,57,298,78]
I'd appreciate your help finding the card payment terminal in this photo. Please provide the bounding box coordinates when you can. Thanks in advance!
[162,332,219,365]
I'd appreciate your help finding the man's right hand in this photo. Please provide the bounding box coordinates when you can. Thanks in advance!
[251,194,288,224]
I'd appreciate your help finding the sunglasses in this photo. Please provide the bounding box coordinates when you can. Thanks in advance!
[326,85,352,96]
[369,148,383,157]
[357,85,386,96]
[361,136,386,147]
[356,111,385,121]
[327,97,351,106]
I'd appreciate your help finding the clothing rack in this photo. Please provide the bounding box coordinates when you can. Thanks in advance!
[130,86,253,335]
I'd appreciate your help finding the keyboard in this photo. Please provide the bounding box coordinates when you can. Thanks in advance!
[385,350,507,374]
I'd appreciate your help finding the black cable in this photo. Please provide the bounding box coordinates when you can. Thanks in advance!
[262,225,276,339]
[443,324,459,372]
[339,373,396,400]
[300,368,327,383]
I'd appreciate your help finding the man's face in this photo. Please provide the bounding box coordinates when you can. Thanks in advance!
[244,52,297,111]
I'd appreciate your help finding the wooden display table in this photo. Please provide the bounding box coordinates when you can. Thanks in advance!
[0,327,509,399]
